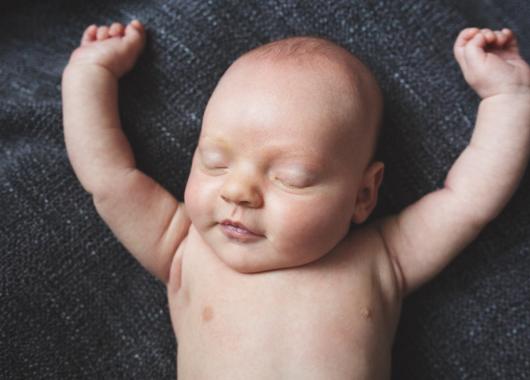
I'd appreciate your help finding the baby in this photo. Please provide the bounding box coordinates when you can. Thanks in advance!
[62,20,530,379]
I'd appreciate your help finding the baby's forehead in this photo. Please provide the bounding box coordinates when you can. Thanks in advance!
[203,37,382,161]
[241,36,359,70]
[226,37,381,120]
[239,37,373,88]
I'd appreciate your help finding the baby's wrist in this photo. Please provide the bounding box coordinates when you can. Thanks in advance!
[63,61,118,83]
[479,91,530,120]
[480,85,530,102]
[476,76,530,98]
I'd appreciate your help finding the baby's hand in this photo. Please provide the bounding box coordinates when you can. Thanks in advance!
[454,28,530,98]
[68,20,146,79]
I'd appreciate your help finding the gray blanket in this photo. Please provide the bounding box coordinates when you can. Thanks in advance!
[1,1,529,378]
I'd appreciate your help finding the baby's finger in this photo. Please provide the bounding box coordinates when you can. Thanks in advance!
[81,24,97,45]
[124,19,145,44]
[96,26,109,40]
[502,28,519,51]
[463,31,487,66]
[481,28,496,44]
[493,31,508,46]
[454,28,480,48]
[502,28,513,41]
[129,20,145,34]
[108,22,124,37]
[454,28,479,70]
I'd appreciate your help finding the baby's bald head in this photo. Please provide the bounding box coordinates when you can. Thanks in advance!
[189,36,386,263]
[218,36,383,164]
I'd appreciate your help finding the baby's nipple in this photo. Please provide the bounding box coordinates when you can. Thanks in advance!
[360,306,372,320]
[202,305,214,323]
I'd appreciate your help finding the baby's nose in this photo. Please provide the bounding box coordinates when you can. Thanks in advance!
[220,173,263,208]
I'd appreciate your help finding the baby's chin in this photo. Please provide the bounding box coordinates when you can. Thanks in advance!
[212,249,289,274]
[221,258,310,275]
[209,241,324,275]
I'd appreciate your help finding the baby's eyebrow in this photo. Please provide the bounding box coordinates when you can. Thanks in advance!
[271,154,330,174]
[198,136,231,150]
[276,144,335,165]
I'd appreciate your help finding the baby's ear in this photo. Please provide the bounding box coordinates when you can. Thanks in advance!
[351,161,384,224]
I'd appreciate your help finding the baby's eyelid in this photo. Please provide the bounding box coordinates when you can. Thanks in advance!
[272,171,318,188]
[199,149,228,169]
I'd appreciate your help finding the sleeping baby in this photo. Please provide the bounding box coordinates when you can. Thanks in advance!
[62,20,530,379]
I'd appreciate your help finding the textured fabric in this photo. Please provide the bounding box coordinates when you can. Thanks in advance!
[1,1,529,379]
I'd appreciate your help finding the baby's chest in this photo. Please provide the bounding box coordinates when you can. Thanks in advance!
[169,241,394,357]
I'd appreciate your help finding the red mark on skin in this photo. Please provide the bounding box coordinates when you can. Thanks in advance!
[202,306,214,322]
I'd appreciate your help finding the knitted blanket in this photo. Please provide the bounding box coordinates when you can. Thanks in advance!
[1,1,529,378]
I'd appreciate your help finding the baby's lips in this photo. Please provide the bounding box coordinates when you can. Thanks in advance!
[220,219,263,236]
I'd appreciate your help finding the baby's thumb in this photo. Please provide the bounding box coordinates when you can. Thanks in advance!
[124,20,146,49]
[464,32,487,67]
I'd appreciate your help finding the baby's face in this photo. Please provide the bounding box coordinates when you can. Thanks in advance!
[184,56,380,273]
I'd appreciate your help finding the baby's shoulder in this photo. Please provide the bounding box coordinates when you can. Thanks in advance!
[339,222,404,300]
[337,222,387,261]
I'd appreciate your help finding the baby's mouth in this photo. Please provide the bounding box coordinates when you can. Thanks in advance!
[219,219,263,241]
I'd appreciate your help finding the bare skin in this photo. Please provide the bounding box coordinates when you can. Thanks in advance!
[62,21,530,379]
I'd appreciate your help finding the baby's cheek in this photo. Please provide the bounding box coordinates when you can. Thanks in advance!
[269,198,347,257]
[184,172,207,225]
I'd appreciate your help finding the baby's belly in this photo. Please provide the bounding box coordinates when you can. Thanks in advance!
[175,300,391,380]
[168,232,398,379]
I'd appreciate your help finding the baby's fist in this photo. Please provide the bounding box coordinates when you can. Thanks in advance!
[454,28,530,98]
[68,20,146,79]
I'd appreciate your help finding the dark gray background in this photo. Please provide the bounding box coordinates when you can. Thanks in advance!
[1,0,529,378]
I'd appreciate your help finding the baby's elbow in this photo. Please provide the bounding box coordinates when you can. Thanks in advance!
[150,262,171,285]
[90,168,137,203]
[442,185,495,230]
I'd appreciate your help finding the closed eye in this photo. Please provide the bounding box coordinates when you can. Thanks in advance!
[202,161,227,170]
[272,172,317,189]
[199,149,228,171]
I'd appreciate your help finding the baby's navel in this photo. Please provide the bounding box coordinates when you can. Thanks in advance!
[202,305,214,323]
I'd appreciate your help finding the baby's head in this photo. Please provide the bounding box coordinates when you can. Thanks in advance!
[184,36,384,273]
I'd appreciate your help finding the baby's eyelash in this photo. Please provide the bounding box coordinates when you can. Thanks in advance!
[272,174,315,189]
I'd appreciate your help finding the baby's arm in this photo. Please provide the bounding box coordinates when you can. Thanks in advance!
[62,21,190,284]
[377,28,530,296]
